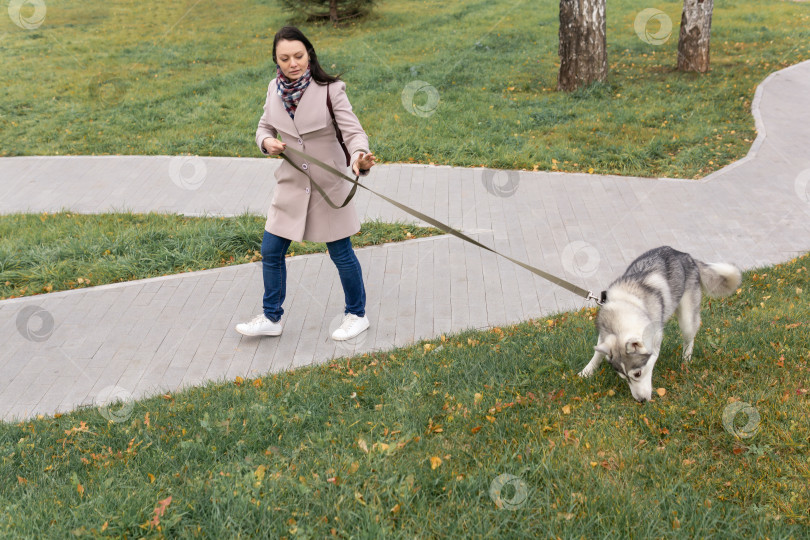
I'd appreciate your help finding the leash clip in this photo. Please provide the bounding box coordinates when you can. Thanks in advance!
[587,290,606,306]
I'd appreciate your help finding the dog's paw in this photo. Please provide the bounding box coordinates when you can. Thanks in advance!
[578,367,594,378]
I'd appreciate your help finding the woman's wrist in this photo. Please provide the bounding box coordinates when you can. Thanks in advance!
[261,138,272,153]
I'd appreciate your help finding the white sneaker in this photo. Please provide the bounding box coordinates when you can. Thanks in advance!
[235,314,282,337]
[331,314,369,341]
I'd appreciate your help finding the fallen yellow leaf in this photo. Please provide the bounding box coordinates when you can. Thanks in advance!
[430,456,442,469]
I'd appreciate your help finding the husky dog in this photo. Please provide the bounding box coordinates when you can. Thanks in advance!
[578,246,742,402]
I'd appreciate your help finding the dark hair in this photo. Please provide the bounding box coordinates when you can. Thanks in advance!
[272,26,341,85]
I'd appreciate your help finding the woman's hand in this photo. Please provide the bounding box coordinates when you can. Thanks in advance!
[262,137,287,156]
[353,152,377,175]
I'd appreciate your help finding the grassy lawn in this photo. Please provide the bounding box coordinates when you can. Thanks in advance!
[2,0,809,537]
[0,0,808,178]
[0,254,807,537]
[0,212,441,300]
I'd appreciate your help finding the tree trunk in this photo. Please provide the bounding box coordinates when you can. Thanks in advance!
[558,0,607,92]
[329,0,338,23]
[677,0,713,73]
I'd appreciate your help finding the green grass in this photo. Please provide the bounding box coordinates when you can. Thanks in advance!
[0,212,441,300]
[1,0,809,178]
[1,254,807,537]
[2,0,809,536]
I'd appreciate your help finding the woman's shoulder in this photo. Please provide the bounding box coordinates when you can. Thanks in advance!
[265,78,279,95]
[324,79,347,94]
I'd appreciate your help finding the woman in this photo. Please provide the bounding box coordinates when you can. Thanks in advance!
[236,26,376,341]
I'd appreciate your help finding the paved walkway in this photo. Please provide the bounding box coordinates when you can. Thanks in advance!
[1,61,809,423]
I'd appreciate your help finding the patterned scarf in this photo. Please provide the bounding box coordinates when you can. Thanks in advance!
[276,65,312,120]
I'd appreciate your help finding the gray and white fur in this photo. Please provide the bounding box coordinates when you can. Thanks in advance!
[578,246,742,402]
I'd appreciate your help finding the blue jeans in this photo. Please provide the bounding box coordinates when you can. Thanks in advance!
[260,230,366,322]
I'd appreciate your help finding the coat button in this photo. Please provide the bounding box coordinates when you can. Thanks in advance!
[301,163,308,170]
[297,138,303,145]
[305,187,310,194]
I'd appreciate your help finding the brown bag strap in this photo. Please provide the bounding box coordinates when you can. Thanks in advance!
[327,84,351,167]
[279,151,359,210]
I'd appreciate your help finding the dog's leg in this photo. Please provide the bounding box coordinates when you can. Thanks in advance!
[579,349,605,378]
[677,289,702,362]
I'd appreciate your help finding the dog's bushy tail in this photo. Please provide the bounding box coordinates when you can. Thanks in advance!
[696,261,742,297]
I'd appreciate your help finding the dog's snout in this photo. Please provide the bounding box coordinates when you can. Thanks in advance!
[631,388,651,402]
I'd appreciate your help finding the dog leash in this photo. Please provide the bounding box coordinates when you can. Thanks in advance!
[278,147,605,305]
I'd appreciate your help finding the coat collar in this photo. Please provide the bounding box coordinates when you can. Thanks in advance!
[269,79,329,136]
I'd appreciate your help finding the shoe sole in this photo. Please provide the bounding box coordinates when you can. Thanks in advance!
[236,327,282,337]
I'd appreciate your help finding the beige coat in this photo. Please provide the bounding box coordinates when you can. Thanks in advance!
[255,79,370,243]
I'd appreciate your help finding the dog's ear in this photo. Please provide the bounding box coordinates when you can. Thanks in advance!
[594,334,615,356]
[625,338,647,355]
